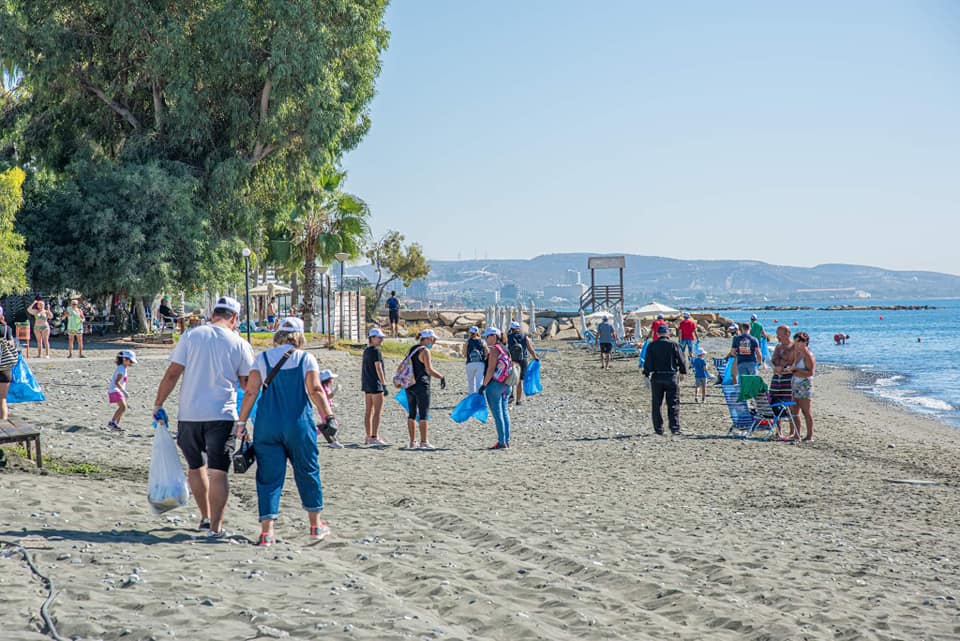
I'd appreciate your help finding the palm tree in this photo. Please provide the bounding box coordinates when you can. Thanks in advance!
[287,168,370,330]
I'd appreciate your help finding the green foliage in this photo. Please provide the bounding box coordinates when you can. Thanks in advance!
[1,0,389,285]
[365,230,431,315]
[0,165,27,292]
[17,160,206,295]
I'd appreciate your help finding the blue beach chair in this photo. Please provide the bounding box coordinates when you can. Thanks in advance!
[722,384,756,437]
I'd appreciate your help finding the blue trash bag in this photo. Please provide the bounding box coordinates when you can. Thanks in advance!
[759,336,769,364]
[722,357,735,385]
[637,340,649,369]
[450,393,488,424]
[394,388,409,412]
[236,382,259,422]
[694,339,701,354]
[7,355,46,403]
[523,359,543,396]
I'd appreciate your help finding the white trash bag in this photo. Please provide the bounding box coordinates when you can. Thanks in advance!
[147,422,189,514]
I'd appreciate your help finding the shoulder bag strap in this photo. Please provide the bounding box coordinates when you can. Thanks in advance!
[262,347,296,389]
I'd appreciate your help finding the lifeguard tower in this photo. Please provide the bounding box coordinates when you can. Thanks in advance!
[579,255,625,312]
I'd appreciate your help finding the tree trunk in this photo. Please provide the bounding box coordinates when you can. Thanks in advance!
[136,298,148,334]
[290,271,299,307]
[302,239,317,331]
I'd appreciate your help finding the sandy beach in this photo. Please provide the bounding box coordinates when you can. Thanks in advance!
[2,338,959,641]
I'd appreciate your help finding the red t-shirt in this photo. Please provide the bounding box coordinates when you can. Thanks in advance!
[679,318,697,340]
[650,319,667,338]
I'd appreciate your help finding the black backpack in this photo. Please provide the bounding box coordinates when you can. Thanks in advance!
[508,332,527,362]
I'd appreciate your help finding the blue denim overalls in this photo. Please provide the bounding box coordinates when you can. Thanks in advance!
[253,350,323,522]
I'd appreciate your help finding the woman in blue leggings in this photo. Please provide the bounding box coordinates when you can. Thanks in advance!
[236,318,338,546]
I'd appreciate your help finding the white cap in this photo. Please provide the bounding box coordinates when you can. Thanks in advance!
[509,321,521,330]
[118,349,138,363]
[418,329,436,340]
[468,326,479,334]
[278,317,304,333]
[483,327,501,337]
[368,327,386,338]
[319,369,338,382]
[213,296,241,315]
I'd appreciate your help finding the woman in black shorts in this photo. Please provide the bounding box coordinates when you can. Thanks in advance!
[404,329,446,450]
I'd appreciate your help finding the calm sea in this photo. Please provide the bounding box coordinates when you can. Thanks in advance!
[724,299,960,428]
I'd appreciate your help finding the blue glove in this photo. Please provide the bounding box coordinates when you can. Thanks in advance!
[152,406,169,428]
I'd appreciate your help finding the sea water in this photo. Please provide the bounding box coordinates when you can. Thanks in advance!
[724,299,960,427]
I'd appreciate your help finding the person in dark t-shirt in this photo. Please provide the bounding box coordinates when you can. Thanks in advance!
[362,328,389,446]
[386,292,400,337]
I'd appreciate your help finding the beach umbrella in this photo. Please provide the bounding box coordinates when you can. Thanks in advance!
[485,306,494,330]
[529,300,537,341]
[627,301,680,319]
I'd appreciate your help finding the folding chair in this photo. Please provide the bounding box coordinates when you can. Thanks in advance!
[712,357,729,385]
[722,384,756,437]
[754,393,799,441]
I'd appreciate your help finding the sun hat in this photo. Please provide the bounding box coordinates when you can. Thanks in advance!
[696,347,706,355]
[318,369,338,382]
[468,326,479,334]
[657,325,670,335]
[418,329,436,340]
[509,321,521,330]
[683,312,690,318]
[482,327,501,337]
[118,349,138,363]
[213,296,241,315]
[368,327,386,338]
[278,317,304,333]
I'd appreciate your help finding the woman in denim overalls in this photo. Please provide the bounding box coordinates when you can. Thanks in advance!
[237,318,338,546]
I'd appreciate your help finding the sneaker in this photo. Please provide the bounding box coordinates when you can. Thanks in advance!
[256,533,276,547]
[328,441,345,449]
[310,522,331,542]
[407,440,417,450]
[205,529,232,540]
[418,441,436,450]
[671,429,683,436]
[365,436,377,445]
[490,442,506,450]
[516,399,523,406]
[372,436,389,446]
[197,518,211,531]
[107,420,122,432]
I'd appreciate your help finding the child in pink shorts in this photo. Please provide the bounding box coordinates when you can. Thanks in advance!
[107,350,138,431]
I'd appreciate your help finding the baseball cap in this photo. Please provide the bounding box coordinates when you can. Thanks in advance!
[657,325,670,335]
[656,314,664,319]
[319,369,338,382]
[683,312,690,318]
[482,327,501,338]
[213,296,241,315]
[509,321,521,330]
[118,349,138,363]
[418,329,437,340]
[468,326,479,334]
[368,327,386,338]
[602,315,608,321]
[751,314,758,321]
[278,317,304,333]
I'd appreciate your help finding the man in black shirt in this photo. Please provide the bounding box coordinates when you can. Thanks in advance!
[641,324,687,435]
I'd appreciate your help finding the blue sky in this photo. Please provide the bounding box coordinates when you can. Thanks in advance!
[342,1,960,275]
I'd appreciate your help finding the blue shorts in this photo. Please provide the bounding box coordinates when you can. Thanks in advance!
[679,339,694,353]
[737,361,758,376]
[694,377,708,386]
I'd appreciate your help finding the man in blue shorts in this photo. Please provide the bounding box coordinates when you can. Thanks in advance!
[386,291,400,337]
[596,315,616,369]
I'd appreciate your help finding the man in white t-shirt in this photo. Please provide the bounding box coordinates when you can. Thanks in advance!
[152,296,255,538]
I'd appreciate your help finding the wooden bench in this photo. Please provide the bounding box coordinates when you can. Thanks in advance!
[0,420,42,468]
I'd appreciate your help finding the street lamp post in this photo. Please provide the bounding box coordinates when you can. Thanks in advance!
[335,252,350,339]
[242,248,252,343]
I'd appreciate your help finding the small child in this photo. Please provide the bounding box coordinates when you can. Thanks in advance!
[318,368,344,449]
[108,349,137,431]
[691,347,710,403]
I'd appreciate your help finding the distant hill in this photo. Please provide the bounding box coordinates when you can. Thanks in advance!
[410,254,960,302]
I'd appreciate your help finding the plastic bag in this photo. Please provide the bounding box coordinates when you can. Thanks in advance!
[637,340,649,369]
[236,383,259,422]
[523,359,542,396]
[722,358,735,385]
[147,423,189,514]
[450,393,488,424]
[394,388,409,412]
[7,355,46,403]
[759,336,769,365]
